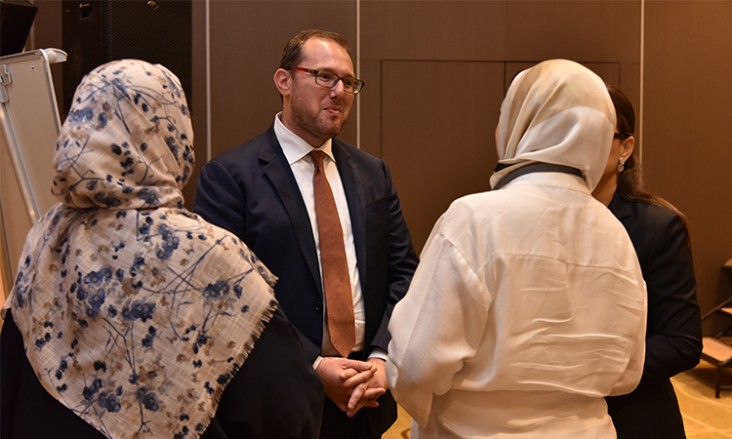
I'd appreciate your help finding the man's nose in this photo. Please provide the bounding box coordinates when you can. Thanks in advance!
[329,79,346,96]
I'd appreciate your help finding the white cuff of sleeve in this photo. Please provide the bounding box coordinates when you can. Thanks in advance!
[313,355,324,370]
[368,348,387,362]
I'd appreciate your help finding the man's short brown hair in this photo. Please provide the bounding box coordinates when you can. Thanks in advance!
[279,29,350,70]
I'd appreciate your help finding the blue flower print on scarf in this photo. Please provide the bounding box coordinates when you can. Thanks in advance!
[6,60,279,439]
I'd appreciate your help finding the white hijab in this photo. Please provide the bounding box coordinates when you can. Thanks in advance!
[490,59,616,191]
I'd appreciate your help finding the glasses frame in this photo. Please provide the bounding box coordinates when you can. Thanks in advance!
[291,66,365,95]
[614,132,633,140]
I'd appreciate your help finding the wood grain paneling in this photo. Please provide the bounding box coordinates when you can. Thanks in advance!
[361,1,641,253]
[504,1,641,62]
[505,62,620,91]
[20,0,731,335]
[381,60,503,251]
[22,0,732,336]
[643,1,732,329]
[208,0,358,157]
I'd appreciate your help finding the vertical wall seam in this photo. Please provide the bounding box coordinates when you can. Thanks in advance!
[205,0,212,162]
[639,0,645,162]
[356,0,361,148]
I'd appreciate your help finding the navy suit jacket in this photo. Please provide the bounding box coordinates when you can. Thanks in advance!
[605,191,702,439]
[192,126,418,363]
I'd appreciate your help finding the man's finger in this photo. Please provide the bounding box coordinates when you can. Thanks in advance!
[347,383,368,410]
[342,368,375,387]
[362,387,386,401]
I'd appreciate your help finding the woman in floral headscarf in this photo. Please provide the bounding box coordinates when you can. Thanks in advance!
[1,59,322,439]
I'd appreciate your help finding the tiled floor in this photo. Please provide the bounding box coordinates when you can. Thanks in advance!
[384,361,732,439]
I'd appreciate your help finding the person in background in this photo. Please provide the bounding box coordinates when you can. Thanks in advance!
[193,29,418,438]
[596,84,702,439]
[386,59,647,438]
[0,59,323,439]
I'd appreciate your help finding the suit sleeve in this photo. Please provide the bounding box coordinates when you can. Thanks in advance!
[193,160,248,240]
[640,211,702,382]
[369,160,419,353]
[193,159,323,361]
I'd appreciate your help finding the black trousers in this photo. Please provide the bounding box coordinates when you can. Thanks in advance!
[319,391,397,439]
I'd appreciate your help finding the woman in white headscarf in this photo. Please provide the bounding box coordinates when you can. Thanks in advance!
[387,59,647,438]
[1,59,322,439]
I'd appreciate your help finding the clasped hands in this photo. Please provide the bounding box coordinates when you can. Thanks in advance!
[316,357,387,417]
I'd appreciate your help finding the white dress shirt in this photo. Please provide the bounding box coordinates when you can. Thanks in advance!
[273,114,366,356]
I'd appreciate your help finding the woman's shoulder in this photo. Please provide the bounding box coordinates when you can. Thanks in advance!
[615,194,684,227]
[617,196,689,248]
[636,199,680,223]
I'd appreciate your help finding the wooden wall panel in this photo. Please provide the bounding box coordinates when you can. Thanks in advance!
[502,0,642,145]
[381,61,504,251]
[379,60,619,253]
[504,1,641,62]
[361,1,641,254]
[360,0,641,152]
[359,1,507,158]
[186,0,207,207]
[208,0,357,158]
[17,0,732,334]
[644,1,732,328]
[360,2,507,61]
[505,62,620,91]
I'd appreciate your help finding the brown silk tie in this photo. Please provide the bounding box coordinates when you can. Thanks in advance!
[310,150,355,357]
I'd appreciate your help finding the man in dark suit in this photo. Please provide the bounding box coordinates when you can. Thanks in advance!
[193,29,418,438]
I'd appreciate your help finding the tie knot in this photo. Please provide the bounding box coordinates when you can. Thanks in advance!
[310,150,325,169]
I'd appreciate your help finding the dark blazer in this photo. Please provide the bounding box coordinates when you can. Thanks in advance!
[193,126,418,437]
[1,308,323,439]
[605,191,703,439]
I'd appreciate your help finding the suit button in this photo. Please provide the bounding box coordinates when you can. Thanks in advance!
[315,303,322,312]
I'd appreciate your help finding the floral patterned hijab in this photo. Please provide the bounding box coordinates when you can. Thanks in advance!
[4,59,278,438]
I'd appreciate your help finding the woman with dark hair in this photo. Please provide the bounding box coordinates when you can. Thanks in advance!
[595,85,703,439]
[1,59,323,439]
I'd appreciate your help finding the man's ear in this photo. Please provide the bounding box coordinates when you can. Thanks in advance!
[273,68,291,97]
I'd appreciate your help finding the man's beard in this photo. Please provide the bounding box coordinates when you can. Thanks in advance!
[289,85,351,144]
[293,107,347,144]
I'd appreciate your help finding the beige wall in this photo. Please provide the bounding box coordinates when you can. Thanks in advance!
[9,0,732,335]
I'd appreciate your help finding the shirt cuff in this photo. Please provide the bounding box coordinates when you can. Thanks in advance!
[368,348,387,362]
[314,349,387,369]
[313,355,324,370]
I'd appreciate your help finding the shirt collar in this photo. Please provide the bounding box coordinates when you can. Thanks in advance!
[274,112,334,165]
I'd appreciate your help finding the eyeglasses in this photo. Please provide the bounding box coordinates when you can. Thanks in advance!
[292,66,365,95]
[614,132,632,140]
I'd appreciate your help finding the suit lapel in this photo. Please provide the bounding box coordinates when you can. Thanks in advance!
[333,141,367,285]
[259,131,321,288]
